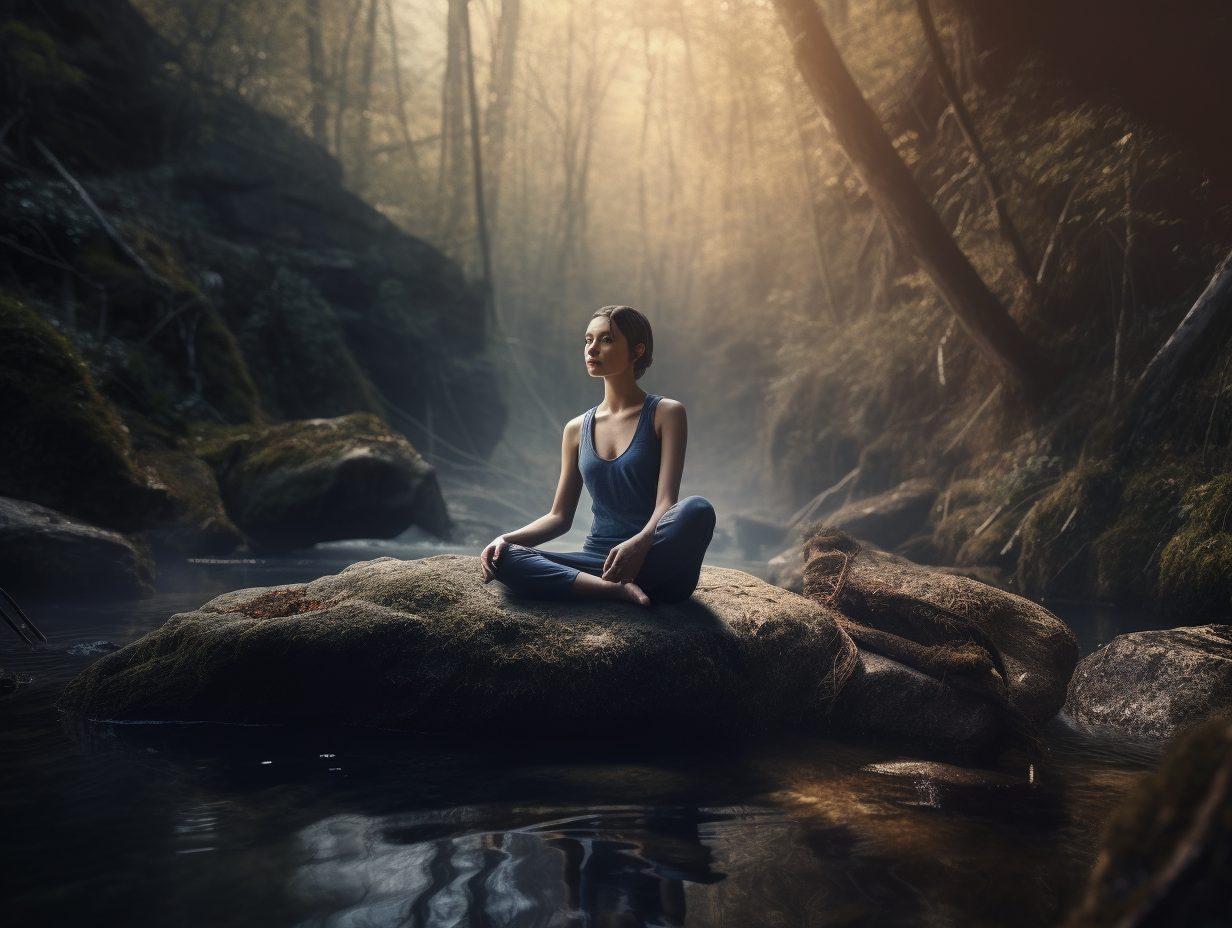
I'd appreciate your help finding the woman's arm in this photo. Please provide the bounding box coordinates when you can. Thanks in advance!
[480,416,586,581]
[601,400,687,582]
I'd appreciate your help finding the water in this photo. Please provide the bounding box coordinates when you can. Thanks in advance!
[0,539,1168,927]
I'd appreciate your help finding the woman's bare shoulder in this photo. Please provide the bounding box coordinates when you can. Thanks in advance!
[653,397,687,427]
[563,414,586,442]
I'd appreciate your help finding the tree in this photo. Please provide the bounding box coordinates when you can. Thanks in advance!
[304,0,329,145]
[770,0,1053,398]
[484,0,522,231]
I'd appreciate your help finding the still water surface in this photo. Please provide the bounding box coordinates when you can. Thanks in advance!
[0,539,1168,927]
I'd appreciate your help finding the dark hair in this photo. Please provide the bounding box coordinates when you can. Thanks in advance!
[592,305,653,380]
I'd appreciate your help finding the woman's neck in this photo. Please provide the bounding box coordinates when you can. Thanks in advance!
[601,374,647,414]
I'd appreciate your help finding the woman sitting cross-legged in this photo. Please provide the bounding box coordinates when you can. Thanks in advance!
[479,305,715,606]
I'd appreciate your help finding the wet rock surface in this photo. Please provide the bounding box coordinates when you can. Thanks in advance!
[0,497,153,597]
[198,414,450,552]
[59,558,860,735]
[826,480,939,550]
[1064,624,1232,738]
[832,651,1002,755]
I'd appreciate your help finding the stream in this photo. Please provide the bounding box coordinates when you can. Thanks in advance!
[0,536,1169,927]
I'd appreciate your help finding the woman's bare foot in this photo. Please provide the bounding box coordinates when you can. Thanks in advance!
[616,581,651,607]
[570,572,651,606]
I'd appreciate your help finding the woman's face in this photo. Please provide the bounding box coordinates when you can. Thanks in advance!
[584,316,642,378]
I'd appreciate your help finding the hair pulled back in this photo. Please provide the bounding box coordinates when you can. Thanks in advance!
[592,305,653,380]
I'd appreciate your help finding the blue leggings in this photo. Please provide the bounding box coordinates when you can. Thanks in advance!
[495,496,716,604]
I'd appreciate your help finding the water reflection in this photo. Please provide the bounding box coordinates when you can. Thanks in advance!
[292,807,728,928]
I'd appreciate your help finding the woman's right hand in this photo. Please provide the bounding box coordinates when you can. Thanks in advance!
[480,536,508,583]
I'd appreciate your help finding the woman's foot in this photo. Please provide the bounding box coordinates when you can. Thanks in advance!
[570,571,651,606]
[616,581,651,607]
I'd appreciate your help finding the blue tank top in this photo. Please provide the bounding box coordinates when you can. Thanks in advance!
[579,394,661,552]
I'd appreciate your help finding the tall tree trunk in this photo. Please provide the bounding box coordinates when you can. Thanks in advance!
[334,0,365,164]
[438,0,470,242]
[351,0,380,191]
[462,0,494,328]
[771,0,1053,398]
[304,0,330,145]
[915,0,1039,307]
[384,0,422,181]
[484,0,522,231]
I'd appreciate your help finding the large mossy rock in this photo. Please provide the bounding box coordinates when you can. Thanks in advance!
[0,497,153,596]
[0,293,157,532]
[1064,625,1232,738]
[198,414,450,551]
[804,533,1080,730]
[59,558,858,734]
[826,479,939,550]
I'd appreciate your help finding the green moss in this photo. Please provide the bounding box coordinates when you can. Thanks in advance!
[197,311,260,424]
[0,290,153,530]
[1158,474,1232,617]
[1092,465,1191,602]
[196,412,402,478]
[142,448,244,555]
[1017,463,1123,599]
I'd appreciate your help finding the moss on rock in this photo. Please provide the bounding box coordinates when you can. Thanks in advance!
[196,310,260,424]
[0,291,156,531]
[1017,463,1123,600]
[1158,474,1232,616]
[142,448,245,555]
[197,413,450,550]
[1092,465,1190,602]
[58,558,856,735]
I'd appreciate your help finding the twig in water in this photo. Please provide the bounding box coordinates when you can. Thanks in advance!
[1058,505,1079,535]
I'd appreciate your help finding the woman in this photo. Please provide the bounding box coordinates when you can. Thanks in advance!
[480,305,715,606]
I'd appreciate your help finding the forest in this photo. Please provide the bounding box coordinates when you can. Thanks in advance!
[2,0,1231,926]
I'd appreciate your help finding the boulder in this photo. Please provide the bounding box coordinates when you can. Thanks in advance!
[0,497,153,597]
[804,532,1079,731]
[59,557,859,736]
[831,651,1002,755]
[198,414,451,551]
[1064,625,1232,738]
[826,480,938,550]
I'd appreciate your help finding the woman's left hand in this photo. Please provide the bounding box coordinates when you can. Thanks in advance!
[602,534,652,583]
